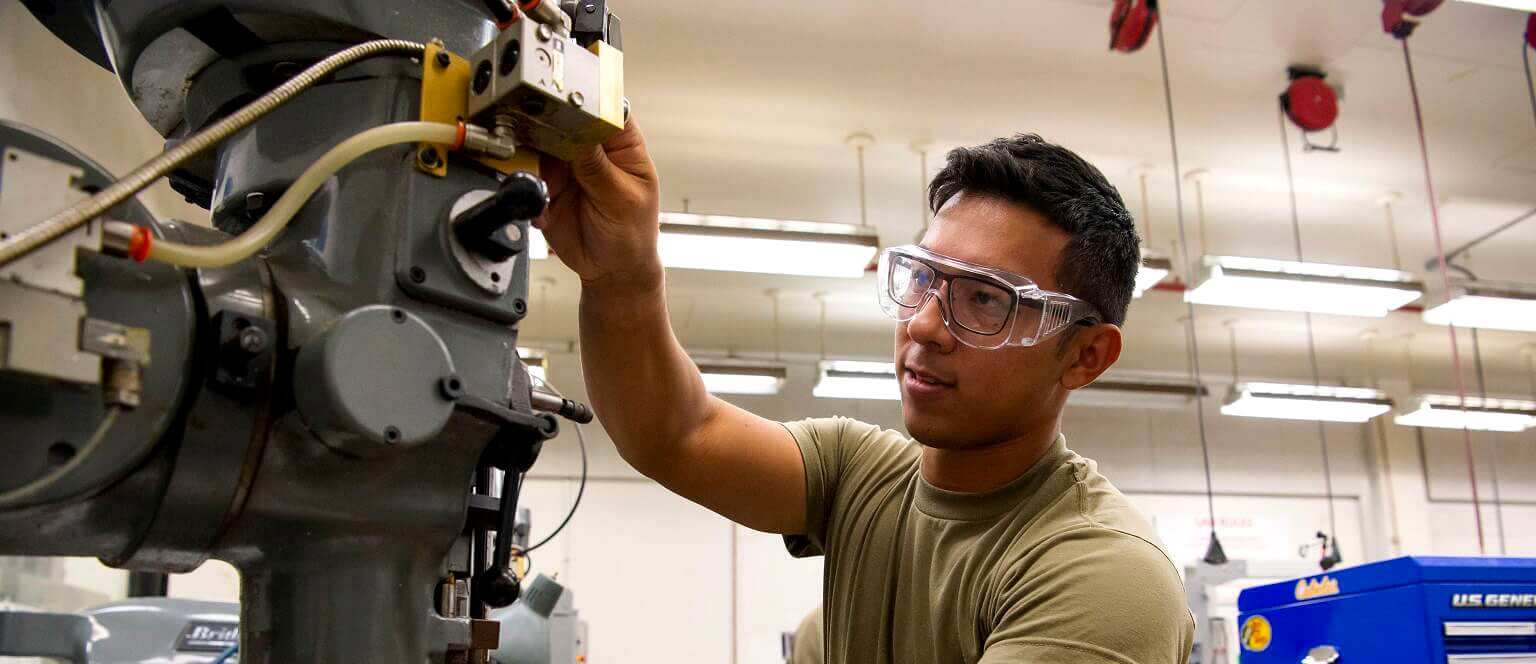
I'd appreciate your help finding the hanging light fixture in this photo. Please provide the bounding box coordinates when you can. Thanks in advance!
[1223,382,1394,423]
[694,358,788,396]
[1068,373,1206,410]
[1394,395,1536,432]
[1216,321,1392,423]
[1135,251,1173,297]
[1184,255,1423,317]
[533,143,883,277]
[1129,166,1170,298]
[813,360,899,401]
[1422,279,1536,332]
[655,212,880,278]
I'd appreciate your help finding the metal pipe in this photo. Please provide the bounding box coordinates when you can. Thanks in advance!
[1426,207,1536,272]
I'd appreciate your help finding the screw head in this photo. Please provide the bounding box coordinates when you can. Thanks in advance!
[504,224,523,242]
[409,266,427,283]
[568,91,585,107]
[537,24,553,41]
[383,426,401,444]
[435,51,452,68]
[585,3,596,12]
[238,327,268,353]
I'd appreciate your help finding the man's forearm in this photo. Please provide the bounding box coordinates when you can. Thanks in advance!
[578,271,713,474]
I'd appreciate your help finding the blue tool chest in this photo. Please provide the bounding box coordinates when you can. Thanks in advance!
[1237,556,1536,663]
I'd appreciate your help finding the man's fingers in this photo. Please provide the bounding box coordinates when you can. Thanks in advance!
[568,140,620,190]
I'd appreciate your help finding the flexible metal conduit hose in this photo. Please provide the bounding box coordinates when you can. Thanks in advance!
[0,38,426,269]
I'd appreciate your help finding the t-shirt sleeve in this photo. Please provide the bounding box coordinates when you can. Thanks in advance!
[780,416,906,558]
[779,417,853,558]
[979,527,1195,664]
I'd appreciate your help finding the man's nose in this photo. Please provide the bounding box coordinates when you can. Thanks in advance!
[906,291,956,352]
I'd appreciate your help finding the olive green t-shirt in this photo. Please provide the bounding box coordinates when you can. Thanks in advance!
[782,417,1193,664]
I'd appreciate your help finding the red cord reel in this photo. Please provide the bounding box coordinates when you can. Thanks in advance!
[1283,76,1338,132]
[1382,0,1445,39]
[1110,0,1158,53]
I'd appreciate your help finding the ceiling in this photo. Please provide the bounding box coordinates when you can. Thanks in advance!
[524,0,1536,396]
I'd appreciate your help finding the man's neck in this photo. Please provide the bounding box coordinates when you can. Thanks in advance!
[919,421,1061,493]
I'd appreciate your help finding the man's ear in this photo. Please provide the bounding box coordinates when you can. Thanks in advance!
[1061,324,1122,390]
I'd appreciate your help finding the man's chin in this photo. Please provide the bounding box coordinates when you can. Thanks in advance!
[902,410,979,450]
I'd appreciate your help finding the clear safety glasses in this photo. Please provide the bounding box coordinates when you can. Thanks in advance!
[876,245,1101,349]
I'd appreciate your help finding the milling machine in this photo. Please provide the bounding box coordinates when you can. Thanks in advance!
[0,1,621,661]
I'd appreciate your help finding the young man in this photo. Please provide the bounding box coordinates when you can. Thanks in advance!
[534,117,1194,663]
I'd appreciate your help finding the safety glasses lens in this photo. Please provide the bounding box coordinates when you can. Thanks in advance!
[888,255,935,308]
[949,277,1013,335]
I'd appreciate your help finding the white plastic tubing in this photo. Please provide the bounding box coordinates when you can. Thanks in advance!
[147,121,458,268]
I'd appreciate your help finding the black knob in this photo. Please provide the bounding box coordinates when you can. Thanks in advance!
[472,565,522,609]
[453,171,548,262]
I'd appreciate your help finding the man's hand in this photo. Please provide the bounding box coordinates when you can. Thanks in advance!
[532,115,809,535]
[534,115,662,294]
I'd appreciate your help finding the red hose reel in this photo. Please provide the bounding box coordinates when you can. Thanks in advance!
[1109,0,1157,53]
[1281,67,1341,152]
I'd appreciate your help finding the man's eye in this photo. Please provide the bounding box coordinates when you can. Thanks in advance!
[970,291,1003,308]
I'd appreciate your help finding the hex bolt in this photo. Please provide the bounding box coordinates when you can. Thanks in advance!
[238,326,268,353]
[568,91,585,107]
[409,266,427,283]
[418,147,442,168]
[493,113,517,139]
[435,51,452,68]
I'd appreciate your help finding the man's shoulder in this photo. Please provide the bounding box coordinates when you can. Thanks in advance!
[995,448,1188,617]
[1034,451,1170,562]
[988,505,1193,663]
[782,416,919,473]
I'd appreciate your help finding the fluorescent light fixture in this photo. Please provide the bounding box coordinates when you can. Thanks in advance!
[517,347,548,385]
[1394,394,1536,433]
[528,228,550,260]
[1221,382,1393,423]
[1453,0,1536,11]
[656,212,879,278]
[1184,255,1423,317]
[1134,250,1172,298]
[1422,279,1536,332]
[694,359,787,396]
[813,360,900,400]
[1069,374,1207,410]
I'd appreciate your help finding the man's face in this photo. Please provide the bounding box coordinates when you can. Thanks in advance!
[895,192,1074,450]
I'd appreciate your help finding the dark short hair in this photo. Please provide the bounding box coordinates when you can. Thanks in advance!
[927,134,1140,327]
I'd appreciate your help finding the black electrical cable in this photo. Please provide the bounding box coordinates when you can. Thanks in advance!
[481,0,516,24]
[1153,17,1225,564]
[522,378,588,555]
[1275,105,1340,548]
